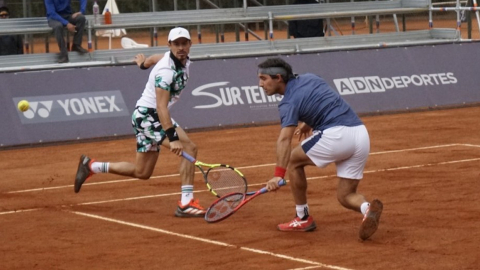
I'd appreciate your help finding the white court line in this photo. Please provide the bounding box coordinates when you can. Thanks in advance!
[76,192,181,205]
[290,266,333,270]
[2,156,479,216]
[369,143,462,155]
[0,208,40,215]
[68,210,354,270]
[6,164,275,194]
[7,143,476,194]
[460,143,480,148]
[307,157,480,181]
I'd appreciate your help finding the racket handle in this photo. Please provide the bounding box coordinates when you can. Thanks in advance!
[259,178,287,194]
[181,152,196,163]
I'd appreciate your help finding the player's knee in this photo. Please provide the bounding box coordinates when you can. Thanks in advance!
[287,158,304,172]
[184,142,197,156]
[136,171,152,180]
[288,147,310,169]
[287,153,301,169]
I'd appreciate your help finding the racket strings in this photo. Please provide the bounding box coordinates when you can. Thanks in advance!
[206,167,247,197]
[205,193,244,222]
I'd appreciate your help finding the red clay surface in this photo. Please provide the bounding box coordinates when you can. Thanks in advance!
[1,106,480,270]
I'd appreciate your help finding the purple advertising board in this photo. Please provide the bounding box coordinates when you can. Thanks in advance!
[1,42,479,147]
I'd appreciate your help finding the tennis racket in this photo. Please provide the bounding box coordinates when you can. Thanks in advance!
[182,152,248,198]
[204,179,287,223]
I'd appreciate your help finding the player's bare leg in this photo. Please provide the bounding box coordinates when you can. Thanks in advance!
[161,126,204,217]
[337,178,384,240]
[277,145,317,232]
[74,151,159,193]
[337,178,366,212]
[107,151,159,179]
[287,145,316,205]
[161,126,197,186]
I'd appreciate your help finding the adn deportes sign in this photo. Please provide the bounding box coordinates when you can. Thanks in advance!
[1,42,480,147]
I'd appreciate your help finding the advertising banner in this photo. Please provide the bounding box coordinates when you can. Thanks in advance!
[1,42,479,147]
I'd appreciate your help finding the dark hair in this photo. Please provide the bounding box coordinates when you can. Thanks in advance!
[257,57,295,83]
[0,6,9,14]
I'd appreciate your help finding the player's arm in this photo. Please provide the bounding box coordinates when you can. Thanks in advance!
[266,126,296,191]
[134,53,164,69]
[155,87,182,155]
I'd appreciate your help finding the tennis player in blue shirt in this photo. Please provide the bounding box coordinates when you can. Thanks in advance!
[258,57,383,241]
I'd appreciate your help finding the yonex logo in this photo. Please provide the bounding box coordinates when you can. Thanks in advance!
[21,96,121,119]
[22,101,53,119]
[14,91,129,124]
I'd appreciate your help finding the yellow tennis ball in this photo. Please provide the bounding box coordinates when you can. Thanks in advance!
[17,100,30,112]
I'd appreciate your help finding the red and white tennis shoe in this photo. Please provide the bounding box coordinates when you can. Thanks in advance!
[359,199,383,240]
[175,199,206,218]
[277,216,317,232]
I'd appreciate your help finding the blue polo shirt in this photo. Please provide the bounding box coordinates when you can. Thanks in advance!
[278,73,363,131]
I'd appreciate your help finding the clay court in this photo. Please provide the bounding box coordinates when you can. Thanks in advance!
[2,6,480,269]
[1,105,479,269]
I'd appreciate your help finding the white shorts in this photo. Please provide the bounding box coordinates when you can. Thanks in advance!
[301,125,370,180]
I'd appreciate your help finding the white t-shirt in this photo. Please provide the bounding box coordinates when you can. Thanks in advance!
[135,51,191,108]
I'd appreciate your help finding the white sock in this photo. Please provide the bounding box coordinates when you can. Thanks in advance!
[181,185,194,205]
[360,202,370,215]
[90,162,109,174]
[296,204,309,219]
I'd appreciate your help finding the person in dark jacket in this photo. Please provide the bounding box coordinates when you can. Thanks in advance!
[0,6,24,55]
[288,0,324,38]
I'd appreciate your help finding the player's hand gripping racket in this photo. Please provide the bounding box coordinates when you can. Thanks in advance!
[204,179,287,223]
[182,152,248,198]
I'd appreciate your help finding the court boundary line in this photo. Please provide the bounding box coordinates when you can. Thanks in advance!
[67,210,354,270]
[2,156,479,216]
[6,143,479,194]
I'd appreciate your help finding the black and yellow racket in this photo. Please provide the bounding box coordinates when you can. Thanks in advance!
[182,152,247,198]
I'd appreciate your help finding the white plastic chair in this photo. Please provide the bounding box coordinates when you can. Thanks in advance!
[121,37,149,49]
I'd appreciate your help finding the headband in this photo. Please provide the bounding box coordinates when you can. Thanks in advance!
[258,67,288,77]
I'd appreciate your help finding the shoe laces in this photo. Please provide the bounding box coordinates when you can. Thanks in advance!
[188,199,204,210]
